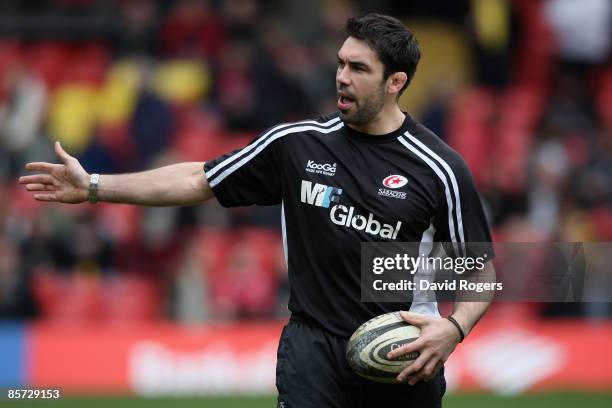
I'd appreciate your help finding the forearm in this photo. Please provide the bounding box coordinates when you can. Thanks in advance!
[450,261,496,337]
[97,162,214,206]
[450,301,490,339]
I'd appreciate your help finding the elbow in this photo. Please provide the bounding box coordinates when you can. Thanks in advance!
[188,166,214,204]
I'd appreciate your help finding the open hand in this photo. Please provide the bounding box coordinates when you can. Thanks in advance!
[386,311,462,385]
[19,141,89,204]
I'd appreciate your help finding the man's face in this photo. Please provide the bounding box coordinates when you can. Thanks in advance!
[336,36,387,126]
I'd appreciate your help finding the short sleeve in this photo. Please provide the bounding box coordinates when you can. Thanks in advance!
[433,155,494,259]
[204,131,283,207]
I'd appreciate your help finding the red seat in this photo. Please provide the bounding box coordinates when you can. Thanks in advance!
[201,227,283,317]
[32,272,104,323]
[595,69,612,127]
[171,108,227,161]
[495,128,532,193]
[95,203,142,244]
[102,275,159,322]
[447,88,495,187]
[23,41,71,90]
[196,228,234,273]
[592,208,612,240]
[499,85,546,132]
[513,0,555,86]
[0,40,22,100]
[63,42,108,86]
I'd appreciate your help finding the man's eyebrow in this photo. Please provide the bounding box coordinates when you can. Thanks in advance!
[336,54,371,70]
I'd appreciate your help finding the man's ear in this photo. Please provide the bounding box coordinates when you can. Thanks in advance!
[387,72,408,95]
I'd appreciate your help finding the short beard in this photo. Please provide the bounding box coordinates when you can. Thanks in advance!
[339,86,386,126]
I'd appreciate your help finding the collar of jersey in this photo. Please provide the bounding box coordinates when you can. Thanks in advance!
[342,113,415,144]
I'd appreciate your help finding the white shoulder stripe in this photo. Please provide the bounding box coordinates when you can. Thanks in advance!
[208,121,344,188]
[206,117,341,180]
[398,135,460,256]
[281,200,288,267]
[404,133,465,252]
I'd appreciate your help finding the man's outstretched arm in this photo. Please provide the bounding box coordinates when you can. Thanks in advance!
[19,141,214,206]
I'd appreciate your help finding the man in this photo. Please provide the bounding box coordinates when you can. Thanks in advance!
[20,13,494,408]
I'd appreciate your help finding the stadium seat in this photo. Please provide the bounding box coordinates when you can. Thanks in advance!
[0,40,22,100]
[592,208,612,240]
[102,274,159,323]
[498,85,546,131]
[97,60,140,128]
[152,60,212,105]
[495,128,532,193]
[32,272,104,323]
[173,125,222,163]
[195,228,234,273]
[62,42,108,86]
[512,0,555,87]
[23,41,71,90]
[47,84,98,153]
[95,203,143,244]
[202,227,282,318]
[447,88,495,186]
[595,69,612,127]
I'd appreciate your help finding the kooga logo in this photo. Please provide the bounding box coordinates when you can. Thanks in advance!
[301,180,402,239]
[305,160,337,176]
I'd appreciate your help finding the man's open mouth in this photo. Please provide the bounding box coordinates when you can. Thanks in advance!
[338,92,355,110]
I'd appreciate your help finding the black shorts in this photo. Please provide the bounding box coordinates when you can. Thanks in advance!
[276,314,446,408]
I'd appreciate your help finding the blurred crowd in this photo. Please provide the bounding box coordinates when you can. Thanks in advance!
[0,0,611,322]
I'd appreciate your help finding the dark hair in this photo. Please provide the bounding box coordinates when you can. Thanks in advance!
[345,13,421,94]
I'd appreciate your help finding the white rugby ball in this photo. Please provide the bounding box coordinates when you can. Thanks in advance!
[346,311,421,383]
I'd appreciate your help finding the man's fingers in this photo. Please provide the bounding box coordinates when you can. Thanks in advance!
[402,355,441,385]
[387,337,424,360]
[424,361,444,382]
[412,357,439,384]
[407,360,442,386]
[54,141,72,164]
[396,350,431,383]
[33,193,58,202]
[25,162,61,173]
[26,183,59,192]
[26,184,48,191]
[399,311,429,327]
[19,174,58,186]
[406,370,427,386]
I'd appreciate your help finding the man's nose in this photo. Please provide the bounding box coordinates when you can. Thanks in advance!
[337,66,350,86]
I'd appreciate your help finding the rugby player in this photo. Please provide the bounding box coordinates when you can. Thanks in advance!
[20,13,494,407]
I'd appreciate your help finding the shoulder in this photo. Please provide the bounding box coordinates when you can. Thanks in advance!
[257,112,343,144]
[287,112,343,135]
[314,111,341,124]
[256,113,344,153]
[271,112,342,134]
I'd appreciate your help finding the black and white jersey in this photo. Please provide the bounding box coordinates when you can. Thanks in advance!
[204,112,493,339]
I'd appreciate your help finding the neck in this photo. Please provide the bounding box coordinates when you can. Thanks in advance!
[347,105,406,135]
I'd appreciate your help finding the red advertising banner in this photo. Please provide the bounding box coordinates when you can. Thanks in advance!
[444,319,612,394]
[27,318,612,395]
[28,322,284,395]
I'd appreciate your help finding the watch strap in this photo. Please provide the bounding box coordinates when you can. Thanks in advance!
[88,173,100,204]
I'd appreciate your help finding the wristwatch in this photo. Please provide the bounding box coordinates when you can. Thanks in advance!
[88,173,100,204]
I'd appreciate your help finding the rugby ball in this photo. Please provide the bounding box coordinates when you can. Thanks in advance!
[346,311,421,383]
